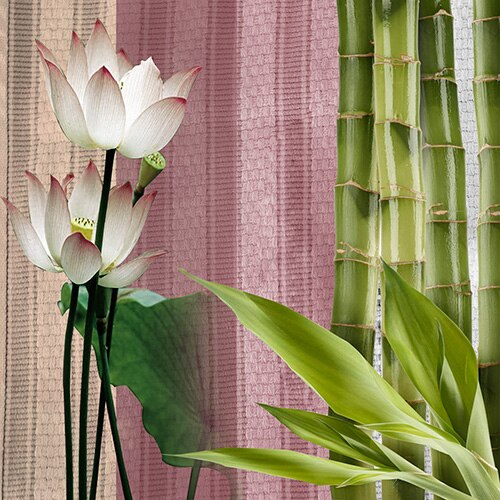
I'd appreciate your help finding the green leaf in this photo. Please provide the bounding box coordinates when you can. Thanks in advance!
[382,263,495,467]
[172,448,472,499]
[260,405,393,468]
[59,283,209,467]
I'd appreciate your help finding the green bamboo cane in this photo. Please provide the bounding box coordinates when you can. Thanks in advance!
[331,2,378,499]
[473,0,500,469]
[372,1,425,498]
[419,2,471,494]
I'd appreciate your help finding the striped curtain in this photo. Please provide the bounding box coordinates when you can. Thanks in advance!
[0,0,479,499]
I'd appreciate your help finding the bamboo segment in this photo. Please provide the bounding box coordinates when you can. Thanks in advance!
[473,0,500,469]
[373,1,425,498]
[331,1,378,498]
[419,2,471,494]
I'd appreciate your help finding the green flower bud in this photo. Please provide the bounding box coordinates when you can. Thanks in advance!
[137,152,167,191]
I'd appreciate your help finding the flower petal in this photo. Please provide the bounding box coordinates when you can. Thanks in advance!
[45,176,71,264]
[35,39,61,68]
[114,191,156,266]
[85,19,119,80]
[2,197,58,272]
[162,66,202,99]
[61,173,75,195]
[84,66,126,149]
[67,31,89,102]
[61,232,102,284]
[118,97,186,158]
[45,60,95,149]
[68,160,102,221]
[120,57,163,131]
[25,171,48,249]
[98,250,165,288]
[117,49,133,79]
[101,182,133,269]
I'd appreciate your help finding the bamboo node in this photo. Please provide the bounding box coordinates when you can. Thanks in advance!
[421,75,456,83]
[331,322,376,332]
[338,112,374,120]
[479,144,500,155]
[423,143,464,150]
[472,15,500,24]
[419,9,453,21]
[385,259,425,267]
[375,119,420,131]
[478,361,500,368]
[334,257,379,268]
[425,281,470,290]
[426,219,467,224]
[335,180,379,195]
[337,241,377,262]
[478,285,500,291]
[474,75,500,83]
[373,55,420,65]
[338,52,374,59]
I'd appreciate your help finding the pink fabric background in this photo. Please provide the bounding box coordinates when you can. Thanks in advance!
[116,0,338,497]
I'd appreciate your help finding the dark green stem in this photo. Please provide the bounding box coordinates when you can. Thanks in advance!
[96,317,132,499]
[89,287,118,500]
[78,149,115,500]
[186,461,202,500]
[64,284,80,500]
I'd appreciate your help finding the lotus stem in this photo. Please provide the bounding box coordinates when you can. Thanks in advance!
[78,149,116,500]
[64,283,80,500]
[373,1,425,498]
[186,460,202,500]
[419,2,471,494]
[473,0,500,468]
[330,1,378,499]
[96,308,132,499]
[89,287,119,500]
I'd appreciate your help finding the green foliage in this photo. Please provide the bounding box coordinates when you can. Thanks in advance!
[59,284,209,467]
[171,268,500,498]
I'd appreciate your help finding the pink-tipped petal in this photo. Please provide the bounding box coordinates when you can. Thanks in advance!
[61,232,102,284]
[100,183,133,269]
[162,66,202,99]
[61,173,75,195]
[25,171,48,248]
[117,49,134,79]
[46,60,95,149]
[85,19,119,80]
[68,160,102,221]
[120,57,163,130]
[2,197,58,272]
[83,67,126,149]
[118,97,186,158]
[36,49,54,110]
[45,176,71,264]
[35,39,61,68]
[98,250,165,288]
[67,31,89,102]
[114,191,156,266]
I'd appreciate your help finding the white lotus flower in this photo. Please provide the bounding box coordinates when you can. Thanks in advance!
[2,161,164,286]
[36,19,201,158]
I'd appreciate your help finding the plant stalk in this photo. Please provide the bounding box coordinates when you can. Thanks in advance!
[330,1,378,499]
[419,2,471,494]
[186,460,202,500]
[64,283,80,500]
[373,1,425,498]
[473,0,500,468]
[89,287,118,500]
[96,309,132,499]
[78,149,116,500]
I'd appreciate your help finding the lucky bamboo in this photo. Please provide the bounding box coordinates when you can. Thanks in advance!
[473,0,500,468]
[331,1,378,498]
[419,2,471,493]
[373,1,425,498]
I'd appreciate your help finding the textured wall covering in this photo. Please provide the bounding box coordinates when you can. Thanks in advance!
[0,0,482,499]
[115,0,337,498]
[0,1,116,498]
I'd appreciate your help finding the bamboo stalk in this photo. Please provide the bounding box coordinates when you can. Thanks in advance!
[331,1,378,498]
[473,0,500,469]
[372,1,425,498]
[419,2,471,493]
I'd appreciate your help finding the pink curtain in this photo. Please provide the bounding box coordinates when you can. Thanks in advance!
[116,0,338,497]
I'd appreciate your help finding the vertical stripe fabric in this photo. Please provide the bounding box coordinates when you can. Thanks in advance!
[0,1,116,498]
[115,0,337,497]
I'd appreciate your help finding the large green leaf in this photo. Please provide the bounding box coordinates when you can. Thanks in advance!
[59,284,209,467]
[382,263,496,471]
[173,448,472,499]
[182,272,500,497]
